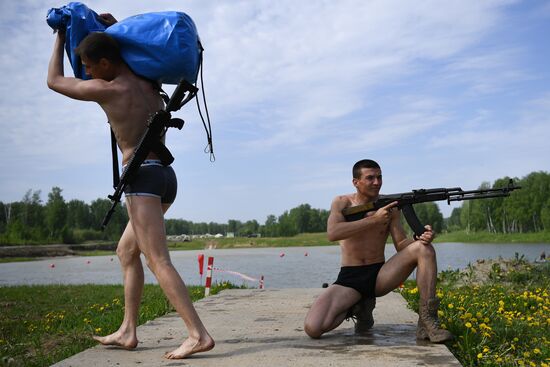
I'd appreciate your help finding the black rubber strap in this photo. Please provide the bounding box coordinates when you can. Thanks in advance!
[110,126,120,189]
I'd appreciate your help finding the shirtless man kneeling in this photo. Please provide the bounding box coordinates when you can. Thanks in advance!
[304,159,452,343]
[47,21,214,359]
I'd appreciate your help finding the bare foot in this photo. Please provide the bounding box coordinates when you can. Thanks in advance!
[164,335,215,359]
[93,331,138,350]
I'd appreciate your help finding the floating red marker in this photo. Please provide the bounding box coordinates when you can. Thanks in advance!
[49,263,55,268]
[279,252,285,257]
[304,252,309,256]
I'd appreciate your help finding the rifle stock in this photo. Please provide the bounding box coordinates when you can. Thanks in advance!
[342,179,521,238]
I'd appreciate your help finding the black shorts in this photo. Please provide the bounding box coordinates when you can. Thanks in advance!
[333,262,384,298]
[124,160,177,204]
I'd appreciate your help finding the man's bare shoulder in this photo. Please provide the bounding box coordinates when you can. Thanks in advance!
[331,194,355,210]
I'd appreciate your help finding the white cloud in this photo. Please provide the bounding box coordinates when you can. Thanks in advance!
[0,0,548,223]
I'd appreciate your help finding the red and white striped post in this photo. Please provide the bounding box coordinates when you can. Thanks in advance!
[204,256,214,296]
[259,275,264,289]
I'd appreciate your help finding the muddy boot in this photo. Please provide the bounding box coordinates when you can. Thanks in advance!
[417,297,453,343]
[351,297,376,333]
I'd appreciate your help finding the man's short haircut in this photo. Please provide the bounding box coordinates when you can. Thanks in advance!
[352,159,381,179]
[75,32,123,64]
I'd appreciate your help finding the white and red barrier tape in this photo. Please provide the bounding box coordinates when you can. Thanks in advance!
[204,256,214,296]
[201,255,265,296]
[212,267,259,282]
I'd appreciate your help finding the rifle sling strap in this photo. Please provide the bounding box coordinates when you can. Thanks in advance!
[110,125,120,190]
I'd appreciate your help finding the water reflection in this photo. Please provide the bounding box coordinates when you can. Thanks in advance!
[0,243,547,288]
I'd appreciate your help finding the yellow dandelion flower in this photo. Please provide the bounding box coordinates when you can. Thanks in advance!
[448,303,454,309]
[477,353,483,359]
[95,327,102,333]
[465,322,472,328]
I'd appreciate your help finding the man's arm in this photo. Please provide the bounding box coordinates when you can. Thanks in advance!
[327,196,397,242]
[46,32,113,102]
[390,211,435,251]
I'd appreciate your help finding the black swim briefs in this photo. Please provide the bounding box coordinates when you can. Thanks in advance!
[333,262,385,298]
[124,160,177,204]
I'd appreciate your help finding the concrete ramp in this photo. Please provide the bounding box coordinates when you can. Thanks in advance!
[53,289,461,366]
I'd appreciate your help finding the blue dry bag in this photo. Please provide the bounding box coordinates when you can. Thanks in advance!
[46,2,201,85]
[46,2,106,79]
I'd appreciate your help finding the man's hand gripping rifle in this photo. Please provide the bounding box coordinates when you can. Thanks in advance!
[101,81,198,229]
[342,179,521,238]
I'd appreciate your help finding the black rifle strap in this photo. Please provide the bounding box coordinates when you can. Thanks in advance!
[110,125,120,189]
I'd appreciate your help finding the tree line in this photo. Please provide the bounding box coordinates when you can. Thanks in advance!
[1,171,548,245]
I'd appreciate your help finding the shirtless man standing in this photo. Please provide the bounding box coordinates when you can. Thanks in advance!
[304,159,452,343]
[47,22,214,359]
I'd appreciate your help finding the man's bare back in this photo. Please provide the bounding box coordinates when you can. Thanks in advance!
[47,30,163,164]
[97,73,164,163]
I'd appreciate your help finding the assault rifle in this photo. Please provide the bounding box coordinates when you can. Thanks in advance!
[342,179,521,238]
[101,80,198,229]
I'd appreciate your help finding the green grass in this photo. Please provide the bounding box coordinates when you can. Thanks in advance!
[167,232,334,250]
[0,282,241,367]
[435,230,550,243]
[401,260,550,366]
[0,257,36,263]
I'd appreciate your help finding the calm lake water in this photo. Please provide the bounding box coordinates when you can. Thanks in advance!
[0,243,548,288]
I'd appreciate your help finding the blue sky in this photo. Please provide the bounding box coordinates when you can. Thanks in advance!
[0,0,549,224]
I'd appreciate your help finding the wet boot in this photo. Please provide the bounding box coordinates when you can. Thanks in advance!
[351,297,376,333]
[417,297,453,343]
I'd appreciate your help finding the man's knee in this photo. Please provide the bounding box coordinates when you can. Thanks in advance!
[116,245,141,266]
[144,254,172,274]
[412,241,436,260]
[304,319,323,339]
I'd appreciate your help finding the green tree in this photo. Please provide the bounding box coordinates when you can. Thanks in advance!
[541,198,550,231]
[66,199,92,229]
[90,198,127,240]
[165,219,192,235]
[262,214,279,237]
[278,210,298,236]
[21,190,44,228]
[241,220,260,236]
[45,187,67,240]
[446,207,462,231]
[227,219,241,236]
[0,201,5,233]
